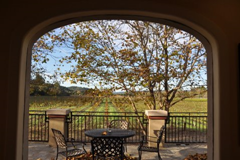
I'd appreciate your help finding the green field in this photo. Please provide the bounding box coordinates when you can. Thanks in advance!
[29,96,207,113]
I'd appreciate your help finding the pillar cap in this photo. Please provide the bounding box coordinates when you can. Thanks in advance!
[145,110,168,117]
[47,109,70,115]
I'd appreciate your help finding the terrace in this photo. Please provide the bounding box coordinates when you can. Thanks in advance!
[28,110,207,160]
[28,142,207,160]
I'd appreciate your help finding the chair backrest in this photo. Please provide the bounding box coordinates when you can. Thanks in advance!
[51,128,67,148]
[157,125,165,144]
[91,138,124,158]
[110,120,128,129]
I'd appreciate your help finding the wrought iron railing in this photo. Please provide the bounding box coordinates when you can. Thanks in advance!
[67,111,148,143]
[28,110,207,144]
[165,112,207,143]
[28,110,49,142]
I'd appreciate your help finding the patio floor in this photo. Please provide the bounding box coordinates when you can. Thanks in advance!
[28,142,207,160]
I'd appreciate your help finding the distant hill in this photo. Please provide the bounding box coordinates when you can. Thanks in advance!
[66,86,90,95]
[30,73,90,96]
[113,91,126,95]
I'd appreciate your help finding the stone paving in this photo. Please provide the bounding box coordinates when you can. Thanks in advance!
[28,142,207,160]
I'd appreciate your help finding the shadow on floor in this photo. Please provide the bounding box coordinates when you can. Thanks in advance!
[28,142,207,160]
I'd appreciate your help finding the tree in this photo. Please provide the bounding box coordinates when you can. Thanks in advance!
[30,73,71,96]
[32,20,207,112]
[48,82,61,96]
[30,73,48,95]
[31,73,45,85]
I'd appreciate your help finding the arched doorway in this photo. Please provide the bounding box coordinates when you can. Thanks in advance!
[19,11,215,160]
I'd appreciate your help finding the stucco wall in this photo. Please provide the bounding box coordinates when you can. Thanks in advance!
[1,0,240,159]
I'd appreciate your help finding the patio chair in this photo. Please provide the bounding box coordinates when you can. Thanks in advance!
[138,125,165,160]
[51,128,86,160]
[109,120,128,129]
[91,137,124,160]
[109,120,129,152]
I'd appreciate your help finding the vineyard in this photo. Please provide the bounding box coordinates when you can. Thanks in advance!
[29,96,207,113]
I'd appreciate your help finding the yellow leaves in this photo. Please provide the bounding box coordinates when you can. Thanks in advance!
[33,59,39,62]
[71,74,77,78]
[133,42,138,48]
[32,54,38,58]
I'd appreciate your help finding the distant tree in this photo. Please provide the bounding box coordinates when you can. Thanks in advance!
[48,82,61,96]
[30,74,72,96]
[31,73,45,85]
[30,73,47,95]
[190,86,207,98]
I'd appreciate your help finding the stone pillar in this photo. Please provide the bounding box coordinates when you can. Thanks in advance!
[47,109,70,147]
[145,110,168,147]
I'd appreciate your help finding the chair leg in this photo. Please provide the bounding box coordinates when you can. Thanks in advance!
[124,138,127,152]
[56,147,58,160]
[92,151,94,160]
[157,151,162,160]
[55,153,58,160]
[138,150,142,160]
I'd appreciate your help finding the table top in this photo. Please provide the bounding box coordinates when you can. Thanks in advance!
[85,129,136,138]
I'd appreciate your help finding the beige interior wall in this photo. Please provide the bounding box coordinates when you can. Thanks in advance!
[1,0,240,160]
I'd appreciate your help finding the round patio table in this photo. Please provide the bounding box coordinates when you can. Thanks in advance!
[85,129,135,160]
[85,128,135,138]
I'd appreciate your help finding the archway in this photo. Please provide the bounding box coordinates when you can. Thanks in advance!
[19,11,216,160]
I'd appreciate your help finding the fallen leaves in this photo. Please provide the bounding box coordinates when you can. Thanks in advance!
[66,152,137,160]
[183,153,207,160]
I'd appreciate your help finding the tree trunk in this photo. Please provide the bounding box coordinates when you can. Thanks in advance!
[127,95,147,135]
[149,87,156,110]
[165,101,170,112]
